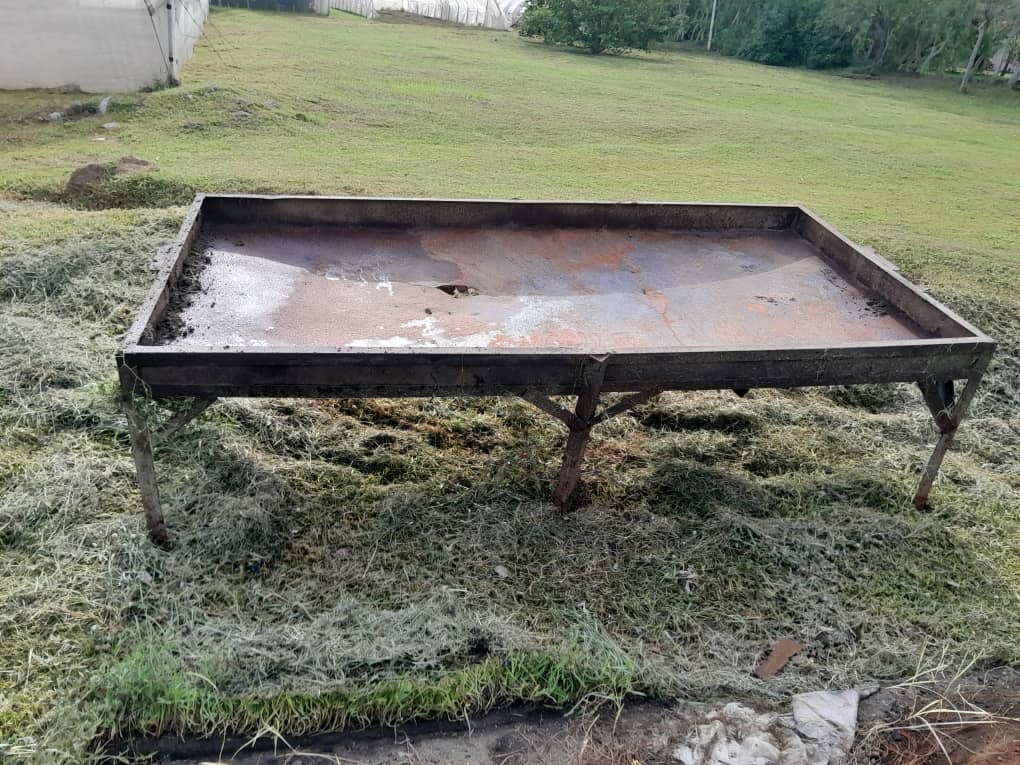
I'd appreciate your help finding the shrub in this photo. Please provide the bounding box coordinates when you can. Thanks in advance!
[803,19,853,69]
[518,0,671,55]
[738,2,802,66]
[517,0,554,38]
[733,0,851,70]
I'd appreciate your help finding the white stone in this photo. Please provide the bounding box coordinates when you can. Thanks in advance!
[792,690,858,750]
[670,694,860,765]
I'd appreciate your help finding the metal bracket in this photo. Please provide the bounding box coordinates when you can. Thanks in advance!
[517,359,672,512]
[151,397,218,447]
[520,392,583,430]
[918,378,955,433]
[521,387,663,431]
[590,388,664,427]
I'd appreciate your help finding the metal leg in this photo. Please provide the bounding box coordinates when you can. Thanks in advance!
[519,357,668,511]
[551,356,609,511]
[553,385,601,512]
[122,397,171,547]
[912,376,982,509]
[913,430,958,509]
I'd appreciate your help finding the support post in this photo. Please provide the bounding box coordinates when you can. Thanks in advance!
[553,386,599,512]
[707,0,719,51]
[166,0,179,87]
[122,396,171,547]
[912,376,982,509]
[552,356,608,512]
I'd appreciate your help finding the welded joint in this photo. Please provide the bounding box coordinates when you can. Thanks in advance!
[523,355,612,432]
[568,354,609,400]
[522,387,664,432]
[520,392,584,430]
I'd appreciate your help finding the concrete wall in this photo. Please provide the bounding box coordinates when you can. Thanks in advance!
[0,0,209,93]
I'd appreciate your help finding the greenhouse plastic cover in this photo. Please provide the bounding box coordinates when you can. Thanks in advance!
[330,0,524,29]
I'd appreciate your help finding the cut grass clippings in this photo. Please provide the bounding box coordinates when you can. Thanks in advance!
[0,9,1019,764]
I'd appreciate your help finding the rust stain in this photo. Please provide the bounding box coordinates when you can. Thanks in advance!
[642,287,669,317]
[620,253,641,274]
[163,224,930,351]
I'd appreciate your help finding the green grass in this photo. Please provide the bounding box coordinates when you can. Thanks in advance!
[1,9,1019,763]
[95,617,637,738]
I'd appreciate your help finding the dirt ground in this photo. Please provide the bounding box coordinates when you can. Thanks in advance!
[117,668,1020,765]
[128,702,692,765]
[855,667,1020,765]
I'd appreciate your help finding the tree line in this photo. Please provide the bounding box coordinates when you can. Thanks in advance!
[520,0,1020,89]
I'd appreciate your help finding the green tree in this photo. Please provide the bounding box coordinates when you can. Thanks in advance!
[519,0,672,54]
[524,0,1020,88]
[725,0,851,69]
[738,1,802,65]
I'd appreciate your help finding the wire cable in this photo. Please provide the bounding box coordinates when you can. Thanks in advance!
[143,0,174,79]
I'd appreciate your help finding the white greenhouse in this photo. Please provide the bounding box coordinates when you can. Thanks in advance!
[330,0,525,30]
[0,0,209,93]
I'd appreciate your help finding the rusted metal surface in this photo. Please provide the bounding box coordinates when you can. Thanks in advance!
[121,196,993,401]
[158,223,928,351]
[117,196,997,541]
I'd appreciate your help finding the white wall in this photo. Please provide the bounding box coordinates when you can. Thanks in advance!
[0,0,209,93]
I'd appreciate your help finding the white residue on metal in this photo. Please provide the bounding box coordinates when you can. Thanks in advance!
[503,297,573,340]
[400,316,499,348]
[342,295,575,350]
[226,334,269,347]
[176,249,301,346]
[348,336,415,348]
[322,261,395,296]
[344,296,574,348]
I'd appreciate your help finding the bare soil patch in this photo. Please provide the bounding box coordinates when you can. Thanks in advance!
[64,156,158,199]
[857,668,1020,765]
[125,701,693,765]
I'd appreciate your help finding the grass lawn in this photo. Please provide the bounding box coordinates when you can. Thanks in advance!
[1,9,1018,763]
